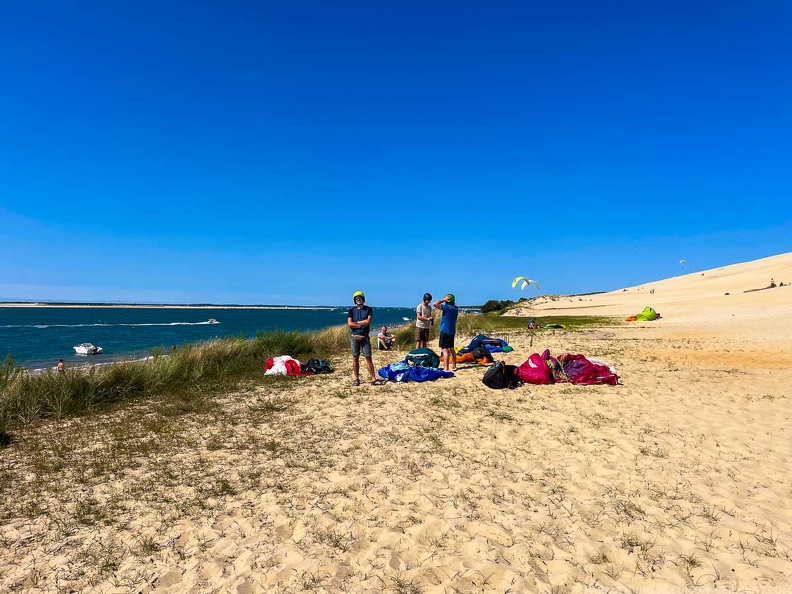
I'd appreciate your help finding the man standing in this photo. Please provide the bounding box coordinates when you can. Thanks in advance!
[348,291,384,386]
[415,292,433,349]
[433,293,459,372]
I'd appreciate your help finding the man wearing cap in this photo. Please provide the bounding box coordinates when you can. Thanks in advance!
[348,291,383,385]
[433,293,459,372]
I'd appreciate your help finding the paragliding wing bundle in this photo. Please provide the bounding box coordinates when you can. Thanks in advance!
[511,276,540,291]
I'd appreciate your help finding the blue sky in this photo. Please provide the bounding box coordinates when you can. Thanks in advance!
[1,1,790,306]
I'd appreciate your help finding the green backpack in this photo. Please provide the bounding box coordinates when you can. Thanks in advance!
[405,347,441,368]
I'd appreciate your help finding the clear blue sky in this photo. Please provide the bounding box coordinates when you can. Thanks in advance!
[1,1,789,306]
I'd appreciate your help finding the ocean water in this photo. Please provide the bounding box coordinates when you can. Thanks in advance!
[0,305,417,371]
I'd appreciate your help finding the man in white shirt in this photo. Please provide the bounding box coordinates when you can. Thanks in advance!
[377,325,395,350]
[415,292,433,348]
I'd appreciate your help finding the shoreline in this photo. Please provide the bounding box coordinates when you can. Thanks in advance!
[0,302,344,310]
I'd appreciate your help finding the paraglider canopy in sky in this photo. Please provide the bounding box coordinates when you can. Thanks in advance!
[679,259,687,265]
[511,276,540,290]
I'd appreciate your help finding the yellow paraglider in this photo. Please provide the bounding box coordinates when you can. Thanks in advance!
[511,276,540,290]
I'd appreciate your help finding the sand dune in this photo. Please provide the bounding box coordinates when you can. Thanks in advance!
[1,253,790,592]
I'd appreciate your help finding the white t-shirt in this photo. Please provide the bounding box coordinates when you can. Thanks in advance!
[416,303,432,329]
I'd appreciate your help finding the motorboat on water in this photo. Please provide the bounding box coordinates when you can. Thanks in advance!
[207,318,219,324]
[74,343,103,355]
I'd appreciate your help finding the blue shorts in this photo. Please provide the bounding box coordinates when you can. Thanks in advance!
[439,332,455,349]
[350,334,372,357]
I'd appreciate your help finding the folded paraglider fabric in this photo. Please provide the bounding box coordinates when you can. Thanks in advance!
[457,334,509,355]
[378,362,454,382]
[264,355,303,376]
[626,307,660,321]
[516,349,619,385]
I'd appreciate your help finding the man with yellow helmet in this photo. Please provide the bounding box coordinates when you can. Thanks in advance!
[348,291,383,385]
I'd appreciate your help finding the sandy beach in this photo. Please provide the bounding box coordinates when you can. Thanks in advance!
[2,254,791,593]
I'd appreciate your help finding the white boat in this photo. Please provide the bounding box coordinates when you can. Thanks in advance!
[73,343,103,355]
[207,318,219,324]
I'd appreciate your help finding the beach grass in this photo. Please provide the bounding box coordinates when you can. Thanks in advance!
[0,329,338,438]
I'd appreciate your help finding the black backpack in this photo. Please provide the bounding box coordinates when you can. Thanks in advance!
[302,358,334,374]
[471,346,494,362]
[405,347,441,368]
[482,361,523,389]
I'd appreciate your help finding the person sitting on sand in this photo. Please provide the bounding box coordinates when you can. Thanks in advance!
[377,325,395,350]
[57,359,65,373]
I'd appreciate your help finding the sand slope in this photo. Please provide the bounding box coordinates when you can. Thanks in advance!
[1,254,791,592]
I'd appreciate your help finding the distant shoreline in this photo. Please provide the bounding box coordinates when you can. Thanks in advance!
[0,302,482,309]
[0,302,340,310]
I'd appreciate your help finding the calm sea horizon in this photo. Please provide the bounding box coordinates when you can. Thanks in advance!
[0,304,424,371]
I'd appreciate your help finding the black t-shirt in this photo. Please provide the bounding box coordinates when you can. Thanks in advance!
[348,305,373,336]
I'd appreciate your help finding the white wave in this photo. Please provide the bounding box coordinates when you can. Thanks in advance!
[7,321,219,328]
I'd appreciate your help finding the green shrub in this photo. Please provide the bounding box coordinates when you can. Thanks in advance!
[481,299,515,314]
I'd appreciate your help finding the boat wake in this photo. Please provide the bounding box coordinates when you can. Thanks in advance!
[6,321,220,328]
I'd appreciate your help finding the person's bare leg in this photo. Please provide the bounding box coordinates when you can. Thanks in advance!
[450,348,457,371]
[353,355,360,382]
[365,356,376,381]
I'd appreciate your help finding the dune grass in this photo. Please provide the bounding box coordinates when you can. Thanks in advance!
[0,327,352,440]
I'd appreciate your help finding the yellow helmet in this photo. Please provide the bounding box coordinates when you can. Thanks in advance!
[352,291,365,302]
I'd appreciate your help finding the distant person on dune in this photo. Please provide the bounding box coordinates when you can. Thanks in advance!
[57,359,65,373]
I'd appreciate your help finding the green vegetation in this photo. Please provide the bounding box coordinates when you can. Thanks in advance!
[481,299,516,313]
[0,326,351,440]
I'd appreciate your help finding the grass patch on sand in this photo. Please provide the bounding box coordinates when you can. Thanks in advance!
[0,327,350,439]
[389,312,617,351]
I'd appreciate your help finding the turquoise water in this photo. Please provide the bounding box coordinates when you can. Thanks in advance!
[0,305,417,371]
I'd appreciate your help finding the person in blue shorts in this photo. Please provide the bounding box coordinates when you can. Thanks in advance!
[348,291,384,386]
[433,293,459,372]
